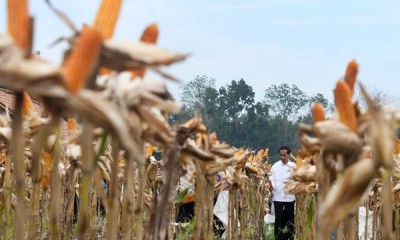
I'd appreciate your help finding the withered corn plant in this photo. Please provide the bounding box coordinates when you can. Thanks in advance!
[297,60,400,240]
[0,0,188,239]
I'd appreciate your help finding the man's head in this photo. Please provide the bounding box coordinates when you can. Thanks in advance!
[278,146,291,164]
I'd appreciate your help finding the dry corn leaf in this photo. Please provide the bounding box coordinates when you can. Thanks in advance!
[67,90,146,164]
[318,158,376,230]
[359,83,395,168]
[102,40,188,71]
[0,35,63,91]
[182,139,215,161]
[210,143,236,158]
[313,120,362,159]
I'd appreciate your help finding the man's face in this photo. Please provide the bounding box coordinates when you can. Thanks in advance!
[279,149,289,164]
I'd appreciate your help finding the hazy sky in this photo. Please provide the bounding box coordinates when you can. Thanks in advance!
[1,0,399,103]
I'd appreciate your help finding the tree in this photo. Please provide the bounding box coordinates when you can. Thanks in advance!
[216,79,256,147]
[263,84,309,143]
[178,75,218,123]
[264,84,309,121]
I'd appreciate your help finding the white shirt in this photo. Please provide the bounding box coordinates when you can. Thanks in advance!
[270,160,296,202]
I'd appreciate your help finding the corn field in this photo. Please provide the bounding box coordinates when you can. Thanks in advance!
[1,0,400,240]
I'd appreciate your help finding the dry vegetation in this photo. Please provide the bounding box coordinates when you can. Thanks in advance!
[1,1,400,240]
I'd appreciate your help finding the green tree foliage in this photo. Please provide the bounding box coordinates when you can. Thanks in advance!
[263,83,309,121]
[172,77,330,155]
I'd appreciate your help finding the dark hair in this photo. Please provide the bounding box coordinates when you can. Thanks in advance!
[279,145,291,154]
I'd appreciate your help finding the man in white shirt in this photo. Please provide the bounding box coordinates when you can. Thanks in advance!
[269,146,296,240]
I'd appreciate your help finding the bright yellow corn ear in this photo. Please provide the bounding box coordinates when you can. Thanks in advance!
[145,143,154,158]
[312,103,326,123]
[22,92,34,117]
[62,27,103,94]
[7,0,31,54]
[94,0,122,39]
[344,60,358,95]
[67,117,78,131]
[41,151,52,190]
[131,23,160,79]
[334,80,358,132]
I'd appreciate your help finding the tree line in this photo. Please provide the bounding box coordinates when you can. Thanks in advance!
[169,75,331,161]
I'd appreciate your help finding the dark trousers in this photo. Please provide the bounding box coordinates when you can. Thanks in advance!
[273,201,295,240]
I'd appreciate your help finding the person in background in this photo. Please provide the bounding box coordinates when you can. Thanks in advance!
[269,146,296,240]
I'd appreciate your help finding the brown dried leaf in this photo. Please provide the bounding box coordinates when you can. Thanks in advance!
[102,40,188,71]
[318,158,376,230]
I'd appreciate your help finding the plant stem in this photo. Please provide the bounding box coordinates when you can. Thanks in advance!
[11,93,26,240]
[77,122,95,239]
[49,118,62,240]
[106,139,120,240]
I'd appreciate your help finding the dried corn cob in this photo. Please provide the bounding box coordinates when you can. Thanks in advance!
[94,0,122,39]
[312,103,326,123]
[62,27,103,94]
[146,143,154,158]
[41,151,52,190]
[395,138,400,154]
[94,0,122,75]
[131,23,160,79]
[22,92,34,117]
[7,0,31,54]
[344,60,358,95]
[67,117,77,131]
[254,149,265,162]
[140,23,159,43]
[334,80,358,132]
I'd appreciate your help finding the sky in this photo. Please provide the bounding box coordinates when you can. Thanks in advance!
[1,0,400,104]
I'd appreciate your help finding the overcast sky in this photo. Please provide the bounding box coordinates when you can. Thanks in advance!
[1,0,399,104]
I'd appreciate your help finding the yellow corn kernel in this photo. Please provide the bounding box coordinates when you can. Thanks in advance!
[62,27,103,94]
[312,103,326,123]
[7,0,30,53]
[94,0,122,39]
[344,60,358,95]
[334,80,358,132]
